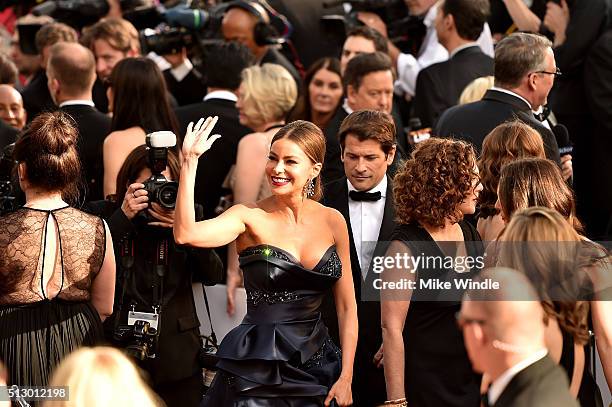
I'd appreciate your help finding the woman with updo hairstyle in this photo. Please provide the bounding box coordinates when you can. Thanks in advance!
[175,118,357,406]
[0,112,115,389]
[289,57,343,130]
[496,157,583,233]
[477,120,546,240]
[103,57,179,197]
[225,63,298,313]
[497,207,612,405]
[43,347,163,407]
[382,137,485,407]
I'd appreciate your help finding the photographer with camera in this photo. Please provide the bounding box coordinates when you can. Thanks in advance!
[89,134,223,407]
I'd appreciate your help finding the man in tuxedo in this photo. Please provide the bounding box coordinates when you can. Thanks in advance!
[434,32,560,162]
[322,110,397,406]
[459,268,578,407]
[174,42,254,220]
[221,1,301,88]
[412,0,494,128]
[47,42,111,202]
[323,52,401,184]
[21,22,78,121]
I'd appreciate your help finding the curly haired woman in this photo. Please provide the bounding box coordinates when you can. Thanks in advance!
[380,137,484,407]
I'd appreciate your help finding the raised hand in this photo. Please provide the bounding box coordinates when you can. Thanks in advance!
[182,116,221,160]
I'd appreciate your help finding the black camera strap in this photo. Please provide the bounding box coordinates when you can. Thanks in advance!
[114,238,135,333]
[153,238,169,310]
[200,282,218,347]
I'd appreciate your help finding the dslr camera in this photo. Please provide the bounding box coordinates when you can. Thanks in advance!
[144,131,179,209]
[114,319,159,361]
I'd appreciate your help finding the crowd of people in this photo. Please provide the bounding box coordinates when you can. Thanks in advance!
[0,0,611,406]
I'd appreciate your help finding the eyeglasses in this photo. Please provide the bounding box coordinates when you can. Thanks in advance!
[455,311,486,330]
[533,67,562,77]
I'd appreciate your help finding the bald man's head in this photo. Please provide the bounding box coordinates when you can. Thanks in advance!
[47,42,96,104]
[460,268,546,373]
[0,85,26,130]
[222,7,267,59]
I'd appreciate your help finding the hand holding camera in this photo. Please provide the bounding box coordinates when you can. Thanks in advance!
[121,183,149,220]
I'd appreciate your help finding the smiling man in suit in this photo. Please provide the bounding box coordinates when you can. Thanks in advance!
[322,110,397,406]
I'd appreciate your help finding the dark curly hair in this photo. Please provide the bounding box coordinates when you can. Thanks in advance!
[393,137,478,227]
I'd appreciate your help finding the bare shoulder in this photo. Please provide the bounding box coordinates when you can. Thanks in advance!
[310,201,347,232]
[104,127,144,146]
[239,132,268,150]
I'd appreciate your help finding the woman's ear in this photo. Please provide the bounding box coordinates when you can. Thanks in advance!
[17,162,25,181]
[311,162,322,179]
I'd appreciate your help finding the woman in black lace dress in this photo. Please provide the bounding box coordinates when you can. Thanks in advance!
[0,112,116,389]
[175,118,357,406]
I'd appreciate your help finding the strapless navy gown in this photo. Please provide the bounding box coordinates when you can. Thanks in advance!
[202,244,343,406]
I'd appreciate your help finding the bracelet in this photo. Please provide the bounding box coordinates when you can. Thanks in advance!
[382,398,407,406]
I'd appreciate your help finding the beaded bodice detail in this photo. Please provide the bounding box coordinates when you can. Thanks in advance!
[239,245,342,307]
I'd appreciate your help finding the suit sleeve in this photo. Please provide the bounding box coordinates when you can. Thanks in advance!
[584,31,612,129]
[411,68,439,129]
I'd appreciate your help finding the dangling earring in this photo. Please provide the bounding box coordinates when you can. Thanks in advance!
[303,178,315,198]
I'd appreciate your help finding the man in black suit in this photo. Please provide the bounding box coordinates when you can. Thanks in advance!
[434,32,560,162]
[323,52,403,184]
[221,1,301,88]
[47,42,111,202]
[21,22,78,121]
[174,42,254,220]
[459,269,578,407]
[322,110,397,406]
[412,0,494,128]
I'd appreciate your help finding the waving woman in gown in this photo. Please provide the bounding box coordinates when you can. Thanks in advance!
[174,117,357,406]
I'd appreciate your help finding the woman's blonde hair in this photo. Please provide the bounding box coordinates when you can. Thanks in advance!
[459,75,494,105]
[43,347,164,407]
[240,63,297,129]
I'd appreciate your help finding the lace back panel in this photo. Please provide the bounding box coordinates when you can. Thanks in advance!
[0,207,105,304]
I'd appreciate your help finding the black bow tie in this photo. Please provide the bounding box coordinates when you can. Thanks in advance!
[534,105,551,122]
[349,190,382,202]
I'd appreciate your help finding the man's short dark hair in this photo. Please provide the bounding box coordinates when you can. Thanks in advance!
[339,110,396,155]
[343,51,393,91]
[203,42,255,90]
[442,0,489,41]
[346,26,389,54]
[494,32,552,88]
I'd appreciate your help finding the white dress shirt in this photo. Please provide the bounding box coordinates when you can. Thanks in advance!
[58,100,95,108]
[348,176,387,280]
[203,90,238,103]
[488,349,549,405]
[395,3,495,97]
[490,87,533,110]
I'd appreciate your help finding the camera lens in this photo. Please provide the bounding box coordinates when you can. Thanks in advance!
[157,181,178,209]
